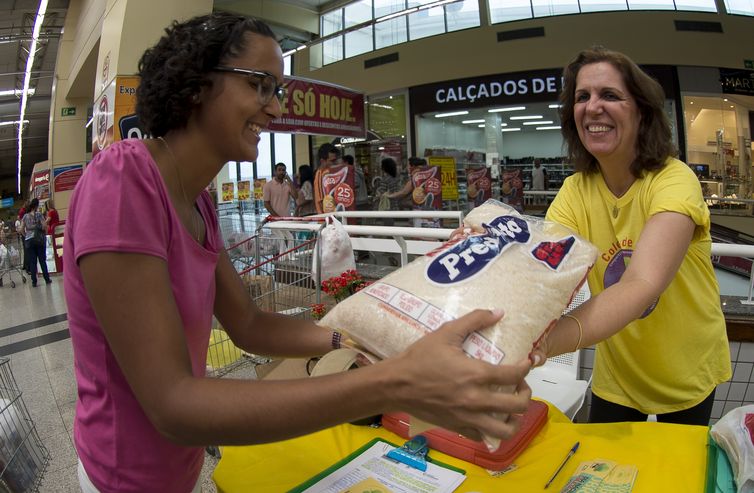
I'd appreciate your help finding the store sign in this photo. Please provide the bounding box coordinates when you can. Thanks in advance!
[428,156,458,201]
[720,68,754,96]
[92,76,147,157]
[269,76,366,138]
[30,169,50,200]
[53,164,84,192]
[0,198,13,209]
[411,68,564,113]
[410,66,676,114]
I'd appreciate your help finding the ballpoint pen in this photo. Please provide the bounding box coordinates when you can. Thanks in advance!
[544,441,580,489]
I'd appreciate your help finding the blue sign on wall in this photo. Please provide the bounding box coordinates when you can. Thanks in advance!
[0,198,14,209]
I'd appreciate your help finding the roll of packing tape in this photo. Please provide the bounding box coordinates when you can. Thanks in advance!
[310,348,361,377]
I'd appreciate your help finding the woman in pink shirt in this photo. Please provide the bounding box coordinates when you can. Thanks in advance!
[64,12,533,493]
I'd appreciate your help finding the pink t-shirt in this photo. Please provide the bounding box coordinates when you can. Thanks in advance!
[64,139,222,493]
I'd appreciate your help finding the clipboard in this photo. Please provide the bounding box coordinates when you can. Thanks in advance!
[287,437,466,493]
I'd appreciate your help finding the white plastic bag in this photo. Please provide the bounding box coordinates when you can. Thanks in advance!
[320,200,598,449]
[711,404,754,493]
[312,217,356,283]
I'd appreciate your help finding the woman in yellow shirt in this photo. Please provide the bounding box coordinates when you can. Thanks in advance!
[538,46,730,424]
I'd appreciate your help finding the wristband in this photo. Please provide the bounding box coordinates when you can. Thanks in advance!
[331,330,343,350]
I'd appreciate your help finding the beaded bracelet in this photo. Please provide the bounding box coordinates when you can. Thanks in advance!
[331,331,343,350]
[563,314,583,353]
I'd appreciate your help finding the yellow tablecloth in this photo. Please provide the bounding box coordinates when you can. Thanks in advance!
[213,403,709,492]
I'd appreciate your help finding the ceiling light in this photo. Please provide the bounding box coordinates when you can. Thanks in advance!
[730,105,734,108]
[461,119,485,124]
[524,120,553,125]
[0,88,35,97]
[500,123,507,127]
[17,0,48,194]
[478,124,485,127]
[536,126,562,130]
[689,101,694,104]
[510,115,543,120]
[723,98,728,102]
[501,128,521,132]
[548,104,562,109]
[0,120,29,127]
[435,110,468,118]
[488,106,526,113]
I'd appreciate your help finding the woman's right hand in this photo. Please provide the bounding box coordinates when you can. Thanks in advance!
[384,309,532,442]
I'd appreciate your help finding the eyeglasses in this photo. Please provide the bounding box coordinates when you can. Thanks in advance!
[213,66,287,105]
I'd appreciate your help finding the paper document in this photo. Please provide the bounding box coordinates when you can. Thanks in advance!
[299,440,465,493]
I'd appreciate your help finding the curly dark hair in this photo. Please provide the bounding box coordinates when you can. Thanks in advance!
[559,46,675,177]
[136,12,276,137]
[381,157,397,178]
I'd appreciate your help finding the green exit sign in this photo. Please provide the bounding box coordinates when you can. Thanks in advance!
[61,107,76,116]
[745,59,754,69]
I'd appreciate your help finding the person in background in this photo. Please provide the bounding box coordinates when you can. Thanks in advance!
[46,199,60,236]
[530,158,548,206]
[313,143,341,214]
[532,46,730,425]
[16,200,30,274]
[295,164,315,216]
[263,162,298,217]
[64,13,533,492]
[344,154,369,211]
[385,157,440,228]
[375,157,402,211]
[20,198,51,287]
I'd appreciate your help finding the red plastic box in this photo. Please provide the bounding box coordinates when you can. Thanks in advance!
[381,400,548,471]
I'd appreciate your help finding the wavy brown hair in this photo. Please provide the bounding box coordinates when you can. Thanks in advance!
[137,12,275,137]
[559,46,675,177]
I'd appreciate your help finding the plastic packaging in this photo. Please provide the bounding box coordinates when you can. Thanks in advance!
[320,200,597,447]
[710,404,754,493]
[312,216,356,283]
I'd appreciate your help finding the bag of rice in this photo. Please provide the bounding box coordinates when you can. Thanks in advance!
[320,200,598,446]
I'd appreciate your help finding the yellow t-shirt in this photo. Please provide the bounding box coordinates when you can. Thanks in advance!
[546,157,731,414]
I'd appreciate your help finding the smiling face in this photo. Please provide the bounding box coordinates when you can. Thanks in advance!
[194,33,284,163]
[573,62,641,170]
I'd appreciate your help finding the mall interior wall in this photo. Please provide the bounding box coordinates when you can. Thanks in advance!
[294,10,753,96]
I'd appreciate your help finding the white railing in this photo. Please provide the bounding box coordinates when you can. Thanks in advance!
[265,214,754,305]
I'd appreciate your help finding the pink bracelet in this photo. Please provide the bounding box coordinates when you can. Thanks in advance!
[331,331,342,350]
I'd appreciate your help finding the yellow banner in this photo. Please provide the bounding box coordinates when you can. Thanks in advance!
[428,156,458,201]
[237,180,251,201]
[222,182,235,202]
[253,178,266,200]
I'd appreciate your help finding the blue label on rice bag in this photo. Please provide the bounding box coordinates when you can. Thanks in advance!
[426,216,530,284]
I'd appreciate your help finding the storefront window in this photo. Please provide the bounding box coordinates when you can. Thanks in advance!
[375,17,408,49]
[445,0,480,32]
[408,6,446,40]
[345,25,374,58]
[488,0,533,23]
[683,94,753,213]
[627,0,675,9]
[345,0,373,27]
[724,0,754,15]
[531,0,580,17]
[375,0,406,17]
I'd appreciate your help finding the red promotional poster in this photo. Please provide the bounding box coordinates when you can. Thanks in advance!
[410,166,442,210]
[466,166,492,207]
[501,169,524,213]
[53,165,83,192]
[319,165,355,212]
[30,169,50,200]
[269,76,366,138]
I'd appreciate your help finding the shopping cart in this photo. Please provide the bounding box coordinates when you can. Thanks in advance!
[0,225,26,288]
[0,357,50,492]
[206,217,323,378]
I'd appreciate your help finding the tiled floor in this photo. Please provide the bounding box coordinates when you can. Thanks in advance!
[0,274,229,492]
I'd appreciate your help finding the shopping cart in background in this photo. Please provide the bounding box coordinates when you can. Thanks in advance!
[0,225,26,288]
[206,217,323,378]
[0,357,50,492]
